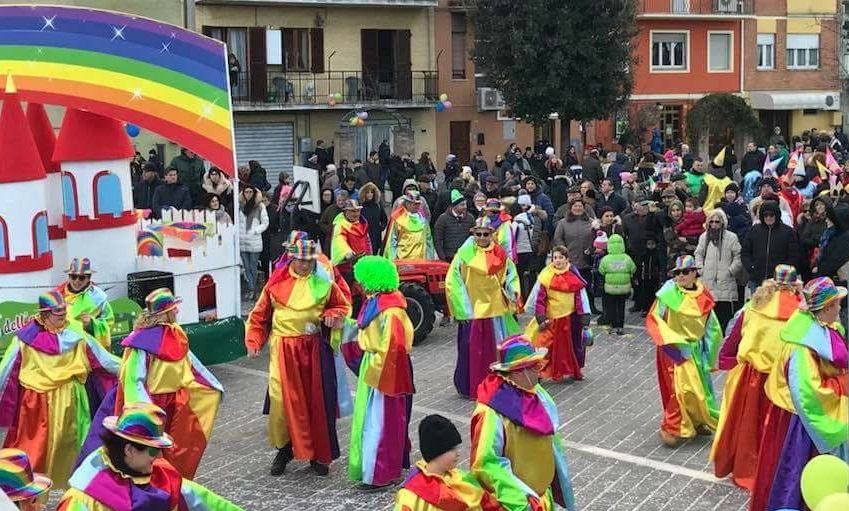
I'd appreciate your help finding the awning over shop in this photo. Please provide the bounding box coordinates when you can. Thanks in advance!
[748,91,841,111]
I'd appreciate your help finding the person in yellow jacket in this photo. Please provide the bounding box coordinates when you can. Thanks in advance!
[699,148,734,214]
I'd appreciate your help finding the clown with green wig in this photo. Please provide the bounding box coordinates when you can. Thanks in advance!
[347,256,415,491]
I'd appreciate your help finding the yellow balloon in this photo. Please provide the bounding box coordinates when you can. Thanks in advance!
[802,455,849,510]
[815,493,849,511]
[439,93,448,102]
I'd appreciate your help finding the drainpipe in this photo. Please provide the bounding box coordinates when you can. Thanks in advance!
[739,18,744,95]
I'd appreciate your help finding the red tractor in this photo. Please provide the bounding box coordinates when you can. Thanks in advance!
[351,258,450,345]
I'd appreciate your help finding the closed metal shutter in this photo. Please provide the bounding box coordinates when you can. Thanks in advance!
[234,122,295,188]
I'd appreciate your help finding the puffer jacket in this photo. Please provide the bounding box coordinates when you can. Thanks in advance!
[694,209,742,302]
[599,234,636,295]
[741,201,800,284]
[238,195,269,253]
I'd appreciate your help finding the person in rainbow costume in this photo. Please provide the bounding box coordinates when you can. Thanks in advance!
[55,258,115,350]
[383,190,437,260]
[524,245,591,382]
[749,277,848,511]
[246,239,351,477]
[646,255,723,447]
[79,288,224,480]
[710,264,804,491]
[331,199,373,287]
[394,414,503,511]
[482,199,517,263]
[60,403,243,511]
[470,335,574,511]
[0,448,53,511]
[446,216,521,399]
[0,290,119,489]
[347,256,415,491]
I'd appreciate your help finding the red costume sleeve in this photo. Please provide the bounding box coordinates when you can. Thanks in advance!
[245,288,273,350]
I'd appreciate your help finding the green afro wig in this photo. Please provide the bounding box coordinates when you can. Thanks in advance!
[354,256,399,293]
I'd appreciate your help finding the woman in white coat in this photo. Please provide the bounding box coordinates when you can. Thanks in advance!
[239,184,269,300]
[694,208,742,330]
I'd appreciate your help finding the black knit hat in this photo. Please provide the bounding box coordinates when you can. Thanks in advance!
[724,182,739,193]
[419,414,461,462]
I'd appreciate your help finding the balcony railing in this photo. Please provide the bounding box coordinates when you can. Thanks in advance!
[230,70,439,108]
[640,0,754,14]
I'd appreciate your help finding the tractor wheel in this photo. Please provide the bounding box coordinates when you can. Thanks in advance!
[400,282,435,346]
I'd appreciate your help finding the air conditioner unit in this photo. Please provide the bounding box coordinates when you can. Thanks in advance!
[478,87,505,112]
[824,94,841,111]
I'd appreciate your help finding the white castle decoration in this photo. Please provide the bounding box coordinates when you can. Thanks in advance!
[0,76,240,325]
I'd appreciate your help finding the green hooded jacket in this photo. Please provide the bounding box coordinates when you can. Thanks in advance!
[598,234,637,295]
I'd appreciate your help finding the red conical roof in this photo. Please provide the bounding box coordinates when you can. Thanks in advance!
[26,102,60,173]
[53,109,134,163]
[0,75,47,184]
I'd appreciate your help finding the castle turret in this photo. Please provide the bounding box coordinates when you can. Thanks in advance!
[26,102,66,284]
[0,76,54,303]
[53,109,137,297]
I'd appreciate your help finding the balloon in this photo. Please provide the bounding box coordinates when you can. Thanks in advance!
[334,92,343,101]
[125,123,140,138]
[439,93,448,102]
[349,117,359,127]
[816,493,849,511]
[356,118,365,127]
[443,100,453,109]
[329,99,336,107]
[358,111,369,120]
[545,146,555,156]
[801,455,849,510]
[435,102,445,113]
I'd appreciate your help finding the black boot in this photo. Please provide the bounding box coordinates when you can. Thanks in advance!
[270,445,293,476]
[310,460,329,476]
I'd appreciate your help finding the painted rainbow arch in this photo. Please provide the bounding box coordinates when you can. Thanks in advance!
[0,5,235,174]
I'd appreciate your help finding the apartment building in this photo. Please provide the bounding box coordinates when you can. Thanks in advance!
[195,0,439,178]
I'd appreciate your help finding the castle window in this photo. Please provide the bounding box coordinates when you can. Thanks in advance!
[0,216,8,258]
[93,171,123,216]
[32,211,49,256]
[197,274,218,321]
[61,173,78,219]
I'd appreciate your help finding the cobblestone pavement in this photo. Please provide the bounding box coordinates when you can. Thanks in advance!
[192,309,750,511]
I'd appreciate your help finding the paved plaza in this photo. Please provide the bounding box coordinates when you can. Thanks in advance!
[191,310,750,511]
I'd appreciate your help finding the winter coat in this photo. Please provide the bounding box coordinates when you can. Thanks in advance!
[365,162,381,185]
[433,209,475,261]
[694,211,742,302]
[582,156,604,186]
[717,199,751,242]
[595,192,628,217]
[552,214,594,269]
[352,166,370,190]
[622,211,661,257]
[238,198,269,253]
[740,150,766,173]
[322,169,340,191]
[150,182,191,218]
[133,177,161,210]
[675,209,707,238]
[548,176,571,211]
[168,153,206,205]
[598,234,637,295]
[247,161,272,192]
[740,201,800,283]
[815,204,849,281]
[360,201,388,255]
[606,153,629,189]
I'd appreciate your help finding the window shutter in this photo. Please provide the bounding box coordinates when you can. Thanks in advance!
[310,28,324,73]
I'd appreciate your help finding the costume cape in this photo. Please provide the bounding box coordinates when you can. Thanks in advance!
[489,211,517,263]
[58,448,243,511]
[348,291,415,486]
[383,206,436,260]
[245,264,350,464]
[394,460,505,511]
[331,215,372,266]
[646,280,722,438]
[470,375,574,511]
[78,324,223,479]
[56,283,115,350]
[0,319,120,488]
[525,263,590,381]
[711,289,801,490]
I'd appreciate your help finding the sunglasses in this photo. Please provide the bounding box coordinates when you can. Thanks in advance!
[676,269,695,276]
[473,232,492,238]
[69,275,89,282]
[146,446,161,457]
[708,220,722,224]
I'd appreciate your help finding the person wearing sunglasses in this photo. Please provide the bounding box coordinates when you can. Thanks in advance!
[0,448,52,511]
[0,291,120,489]
[56,257,115,350]
[646,255,722,448]
[59,404,244,511]
[445,217,521,399]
